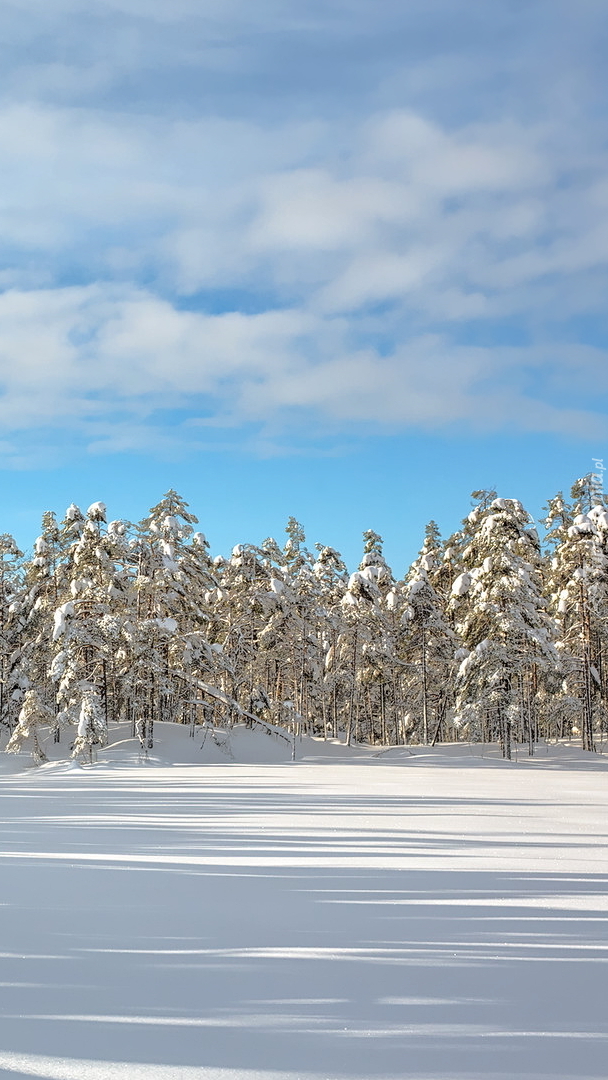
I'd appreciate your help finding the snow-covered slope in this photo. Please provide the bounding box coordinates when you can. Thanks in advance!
[2,718,607,774]
[0,721,296,773]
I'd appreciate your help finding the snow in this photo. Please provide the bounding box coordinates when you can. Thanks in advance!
[0,727,607,1080]
[87,502,107,521]
[451,571,471,597]
[407,578,426,596]
[52,602,74,641]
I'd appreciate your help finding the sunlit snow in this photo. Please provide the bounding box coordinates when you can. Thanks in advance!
[0,725,607,1080]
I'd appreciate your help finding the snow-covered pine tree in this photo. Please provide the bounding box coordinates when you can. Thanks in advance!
[0,533,23,736]
[6,513,65,739]
[50,502,126,747]
[452,495,559,758]
[338,531,395,744]
[281,521,329,737]
[311,544,349,738]
[544,480,608,750]
[129,491,216,746]
[283,517,311,576]
[211,542,275,723]
[6,688,52,763]
[248,520,320,736]
[401,525,456,744]
[71,685,107,763]
[415,520,454,601]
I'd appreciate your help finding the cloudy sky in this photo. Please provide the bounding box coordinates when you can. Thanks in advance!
[0,0,607,567]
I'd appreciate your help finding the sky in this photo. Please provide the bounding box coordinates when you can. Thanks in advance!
[0,0,607,572]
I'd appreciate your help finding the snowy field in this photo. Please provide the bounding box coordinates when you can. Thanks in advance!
[0,726,607,1080]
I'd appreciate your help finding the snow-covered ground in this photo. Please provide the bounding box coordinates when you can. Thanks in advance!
[0,725,607,1080]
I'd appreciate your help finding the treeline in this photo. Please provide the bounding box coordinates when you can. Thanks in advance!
[1,479,607,763]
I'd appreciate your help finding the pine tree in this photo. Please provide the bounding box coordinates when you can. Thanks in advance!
[130,491,216,746]
[452,495,559,757]
[401,526,456,744]
[0,533,23,735]
[544,480,608,750]
[338,531,395,744]
[6,688,52,763]
[312,544,348,738]
[71,686,107,763]
[50,502,128,746]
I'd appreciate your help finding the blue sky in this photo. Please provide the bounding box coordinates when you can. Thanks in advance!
[0,0,607,571]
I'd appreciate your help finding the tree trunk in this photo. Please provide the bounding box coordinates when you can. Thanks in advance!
[421,621,429,744]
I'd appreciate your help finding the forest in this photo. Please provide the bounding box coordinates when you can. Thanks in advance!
[1,477,607,763]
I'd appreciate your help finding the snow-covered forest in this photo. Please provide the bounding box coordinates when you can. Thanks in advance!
[2,478,608,763]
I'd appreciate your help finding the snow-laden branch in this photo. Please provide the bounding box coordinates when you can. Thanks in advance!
[172,672,293,746]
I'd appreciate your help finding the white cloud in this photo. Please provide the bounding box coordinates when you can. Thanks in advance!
[0,4,607,462]
[0,283,606,467]
[251,170,417,251]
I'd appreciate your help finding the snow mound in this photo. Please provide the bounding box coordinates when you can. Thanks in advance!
[370,740,608,770]
[2,719,607,774]
[103,721,295,767]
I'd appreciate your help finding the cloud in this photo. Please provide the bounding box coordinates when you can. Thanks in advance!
[0,3,607,464]
[0,283,606,469]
